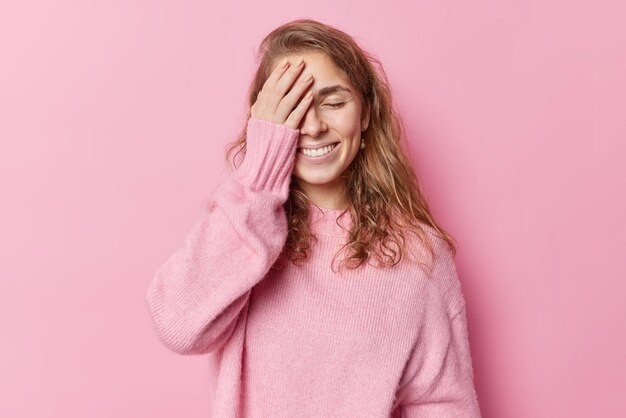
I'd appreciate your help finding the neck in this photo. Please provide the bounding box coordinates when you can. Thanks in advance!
[295,178,348,210]
[306,203,353,236]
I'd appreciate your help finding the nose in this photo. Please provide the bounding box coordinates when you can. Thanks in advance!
[298,105,327,138]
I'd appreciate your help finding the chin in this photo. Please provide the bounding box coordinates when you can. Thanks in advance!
[293,170,341,185]
[297,176,337,185]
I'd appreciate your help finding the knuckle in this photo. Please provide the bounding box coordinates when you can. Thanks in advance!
[271,84,282,95]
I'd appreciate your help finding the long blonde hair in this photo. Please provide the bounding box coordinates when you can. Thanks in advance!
[225,19,457,274]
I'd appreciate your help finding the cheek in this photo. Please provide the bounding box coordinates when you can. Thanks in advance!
[326,109,360,136]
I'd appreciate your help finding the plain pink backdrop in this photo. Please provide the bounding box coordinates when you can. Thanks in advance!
[1,1,625,417]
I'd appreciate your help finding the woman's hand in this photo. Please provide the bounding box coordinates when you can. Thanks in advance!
[250,56,314,130]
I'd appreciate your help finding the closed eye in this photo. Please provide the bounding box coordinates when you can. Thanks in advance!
[325,102,345,108]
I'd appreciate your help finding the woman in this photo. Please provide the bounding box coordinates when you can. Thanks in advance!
[146,19,482,417]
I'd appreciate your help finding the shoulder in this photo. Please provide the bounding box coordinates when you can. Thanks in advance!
[403,222,465,319]
[399,221,449,270]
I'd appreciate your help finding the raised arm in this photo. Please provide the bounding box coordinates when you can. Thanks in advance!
[145,118,299,355]
[145,55,316,356]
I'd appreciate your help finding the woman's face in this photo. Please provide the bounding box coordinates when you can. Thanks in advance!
[271,51,370,208]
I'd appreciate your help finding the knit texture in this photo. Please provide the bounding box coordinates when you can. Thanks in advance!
[145,117,482,417]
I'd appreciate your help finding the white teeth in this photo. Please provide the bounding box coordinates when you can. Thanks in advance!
[299,143,337,157]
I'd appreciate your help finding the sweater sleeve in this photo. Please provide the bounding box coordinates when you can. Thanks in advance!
[393,243,482,417]
[145,117,300,355]
[398,307,482,417]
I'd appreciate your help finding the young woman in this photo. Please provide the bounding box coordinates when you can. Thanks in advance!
[146,19,482,417]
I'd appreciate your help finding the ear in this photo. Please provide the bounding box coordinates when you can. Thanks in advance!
[361,100,370,132]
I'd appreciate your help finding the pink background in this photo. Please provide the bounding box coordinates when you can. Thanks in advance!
[1,1,625,417]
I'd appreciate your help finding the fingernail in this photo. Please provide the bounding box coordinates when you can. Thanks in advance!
[296,56,304,66]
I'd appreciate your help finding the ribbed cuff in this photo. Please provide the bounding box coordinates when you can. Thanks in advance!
[233,117,300,194]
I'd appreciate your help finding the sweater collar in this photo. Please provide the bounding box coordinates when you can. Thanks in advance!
[306,203,353,237]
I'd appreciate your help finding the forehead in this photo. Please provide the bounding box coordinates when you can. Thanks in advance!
[273,51,348,84]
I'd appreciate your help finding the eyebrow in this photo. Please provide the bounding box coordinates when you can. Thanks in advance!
[315,84,351,98]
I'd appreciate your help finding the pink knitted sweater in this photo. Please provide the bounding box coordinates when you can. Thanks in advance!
[145,117,482,417]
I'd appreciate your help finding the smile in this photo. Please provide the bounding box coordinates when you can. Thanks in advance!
[298,143,339,157]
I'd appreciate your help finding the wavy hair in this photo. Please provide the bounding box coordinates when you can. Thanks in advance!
[224,19,457,274]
